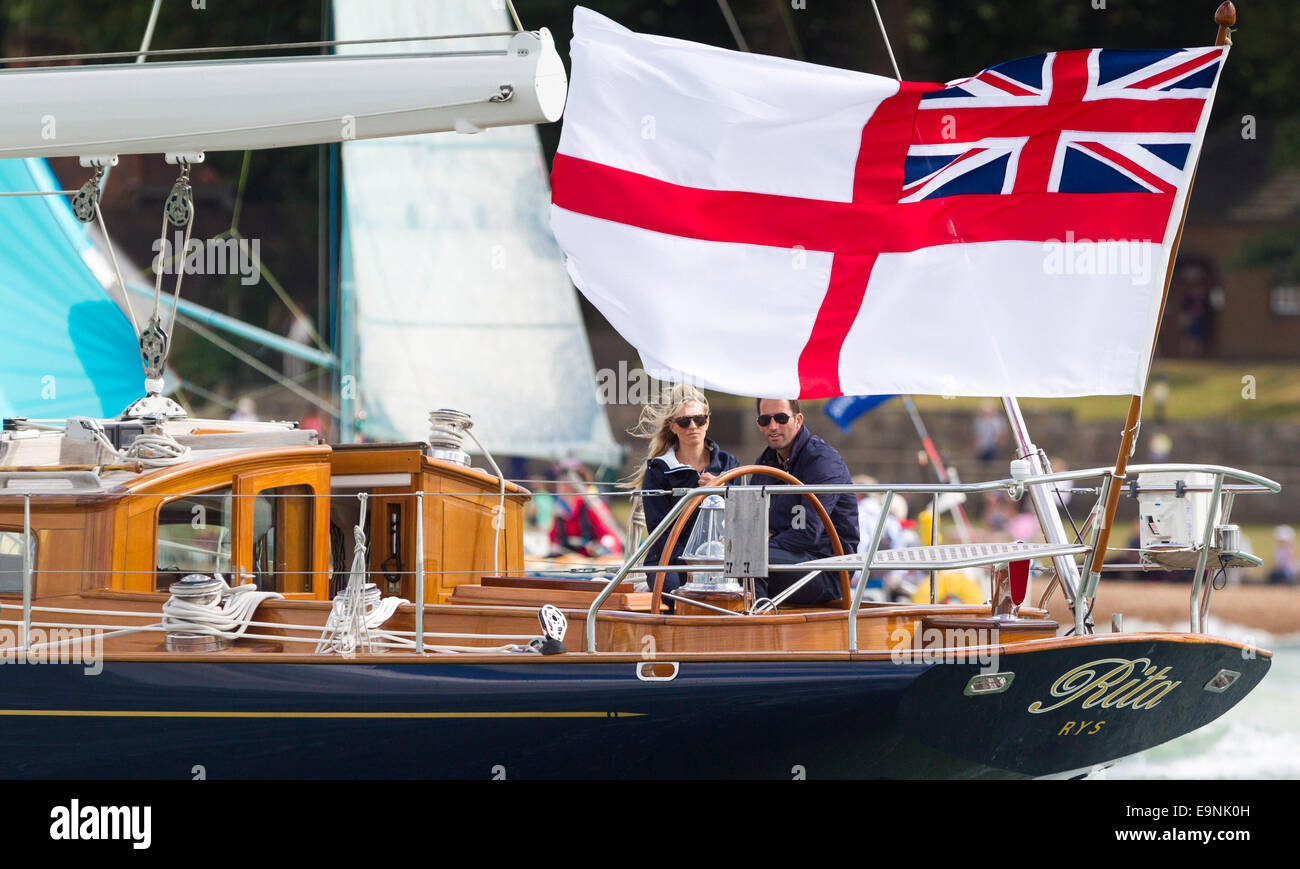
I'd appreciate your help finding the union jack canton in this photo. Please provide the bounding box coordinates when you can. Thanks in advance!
[902,48,1226,202]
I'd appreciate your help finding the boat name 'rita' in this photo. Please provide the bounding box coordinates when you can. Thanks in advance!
[1028,657,1181,714]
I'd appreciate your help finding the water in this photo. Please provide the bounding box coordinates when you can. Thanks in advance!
[1110,618,1300,779]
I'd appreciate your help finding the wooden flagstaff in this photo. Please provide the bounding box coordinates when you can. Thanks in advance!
[1084,3,1237,587]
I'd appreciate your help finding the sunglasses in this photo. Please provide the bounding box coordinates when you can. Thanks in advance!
[756,413,792,426]
[673,414,709,429]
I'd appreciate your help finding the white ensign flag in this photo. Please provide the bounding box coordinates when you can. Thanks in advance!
[550,7,1226,398]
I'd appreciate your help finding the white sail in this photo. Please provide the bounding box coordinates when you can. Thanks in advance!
[0,32,564,160]
[334,1,620,466]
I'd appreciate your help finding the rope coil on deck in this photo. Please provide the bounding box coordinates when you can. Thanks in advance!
[161,575,283,642]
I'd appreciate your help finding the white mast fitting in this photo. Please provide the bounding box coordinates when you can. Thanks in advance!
[0,30,566,160]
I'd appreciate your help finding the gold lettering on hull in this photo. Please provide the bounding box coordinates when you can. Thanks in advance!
[1029,657,1181,714]
[1056,720,1106,736]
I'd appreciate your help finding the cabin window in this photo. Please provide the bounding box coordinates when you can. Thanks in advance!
[250,484,314,594]
[0,530,35,593]
[155,488,233,590]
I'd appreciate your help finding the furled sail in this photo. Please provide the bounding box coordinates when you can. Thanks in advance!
[334,1,620,465]
[0,158,140,418]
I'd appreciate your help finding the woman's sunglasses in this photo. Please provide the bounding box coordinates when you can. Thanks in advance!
[756,413,792,426]
[673,414,709,429]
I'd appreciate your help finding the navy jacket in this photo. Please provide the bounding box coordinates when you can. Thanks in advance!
[751,425,860,558]
[641,440,740,571]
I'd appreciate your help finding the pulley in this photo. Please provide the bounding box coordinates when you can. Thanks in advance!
[139,315,169,386]
[164,165,193,226]
[70,165,105,223]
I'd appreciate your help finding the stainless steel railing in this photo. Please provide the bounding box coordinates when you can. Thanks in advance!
[585,462,1280,651]
[0,463,1280,654]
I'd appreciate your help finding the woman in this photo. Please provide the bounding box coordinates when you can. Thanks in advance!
[627,385,739,604]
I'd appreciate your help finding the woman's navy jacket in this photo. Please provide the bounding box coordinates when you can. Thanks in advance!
[640,440,740,583]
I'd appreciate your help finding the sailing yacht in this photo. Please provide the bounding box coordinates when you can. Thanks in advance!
[0,1,1278,780]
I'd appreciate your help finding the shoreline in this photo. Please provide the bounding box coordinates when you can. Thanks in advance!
[1039,578,1300,638]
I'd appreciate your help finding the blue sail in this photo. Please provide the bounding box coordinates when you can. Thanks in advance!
[0,158,140,419]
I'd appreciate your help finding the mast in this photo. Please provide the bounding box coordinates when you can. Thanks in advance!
[1081,2,1236,619]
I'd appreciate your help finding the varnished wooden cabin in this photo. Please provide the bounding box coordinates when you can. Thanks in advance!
[0,417,1059,657]
[0,422,524,602]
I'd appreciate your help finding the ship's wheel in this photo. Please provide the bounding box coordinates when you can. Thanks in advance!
[651,465,851,614]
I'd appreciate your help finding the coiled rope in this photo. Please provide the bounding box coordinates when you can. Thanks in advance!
[161,575,283,641]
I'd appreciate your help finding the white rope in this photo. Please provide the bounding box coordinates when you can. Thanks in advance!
[0,605,532,641]
[122,430,192,468]
[318,497,368,654]
[161,575,283,641]
[0,621,528,652]
[318,494,412,655]
[93,200,140,335]
[315,495,541,655]
[457,427,507,576]
[715,0,750,52]
[62,415,189,469]
[870,0,902,80]
[136,0,164,65]
[504,0,524,31]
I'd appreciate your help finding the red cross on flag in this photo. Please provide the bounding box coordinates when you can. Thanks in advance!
[550,8,1227,399]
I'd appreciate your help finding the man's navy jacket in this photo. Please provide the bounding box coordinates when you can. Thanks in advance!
[751,425,860,558]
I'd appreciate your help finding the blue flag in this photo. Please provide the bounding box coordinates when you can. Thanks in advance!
[824,395,896,432]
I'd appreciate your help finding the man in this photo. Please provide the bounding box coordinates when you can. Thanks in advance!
[751,398,859,606]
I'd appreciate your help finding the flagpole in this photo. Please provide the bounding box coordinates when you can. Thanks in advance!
[1081,2,1236,614]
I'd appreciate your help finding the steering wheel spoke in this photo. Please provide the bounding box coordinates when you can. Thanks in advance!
[650,465,850,614]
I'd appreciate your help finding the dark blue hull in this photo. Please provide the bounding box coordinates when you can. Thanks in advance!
[0,637,1268,779]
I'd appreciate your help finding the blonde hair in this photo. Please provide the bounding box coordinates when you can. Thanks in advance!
[622,383,710,489]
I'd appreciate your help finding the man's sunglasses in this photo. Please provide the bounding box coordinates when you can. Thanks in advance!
[756,413,792,426]
[673,414,709,429]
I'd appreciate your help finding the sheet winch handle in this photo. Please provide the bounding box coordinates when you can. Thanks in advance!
[650,465,851,614]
